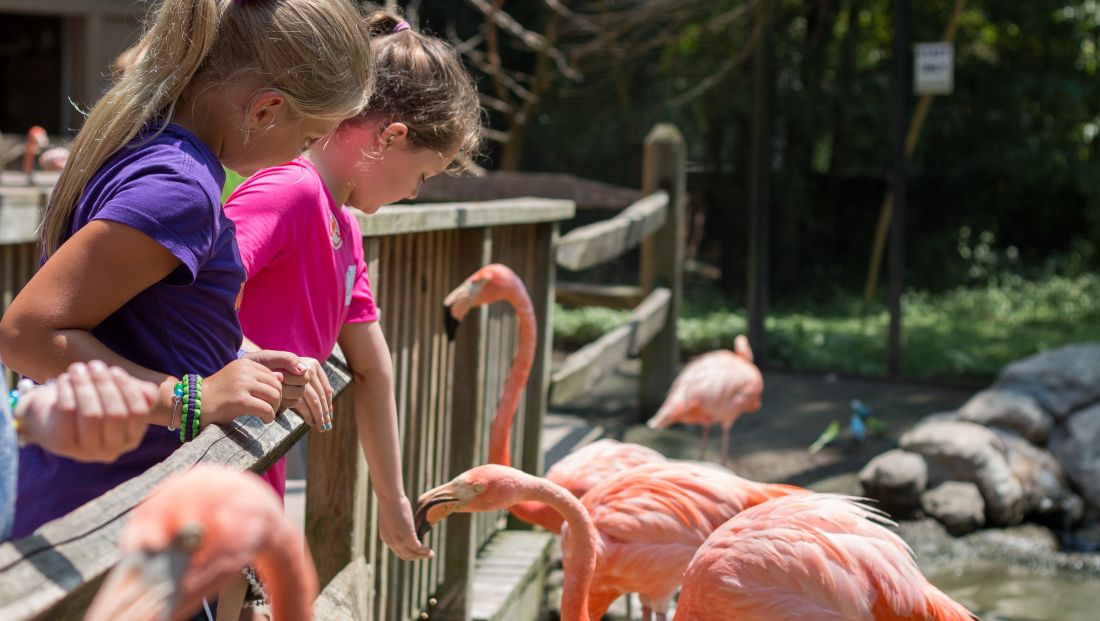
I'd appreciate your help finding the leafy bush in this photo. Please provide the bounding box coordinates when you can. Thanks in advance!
[554,271,1100,380]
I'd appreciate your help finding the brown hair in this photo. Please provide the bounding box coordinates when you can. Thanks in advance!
[355,11,481,171]
[41,0,373,257]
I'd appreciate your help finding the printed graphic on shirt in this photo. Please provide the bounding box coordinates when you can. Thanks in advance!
[330,211,343,249]
[345,265,355,306]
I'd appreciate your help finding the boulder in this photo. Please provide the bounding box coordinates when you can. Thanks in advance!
[1049,402,1100,511]
[958,388,1054,445]
[921,482,986,536]
[859,449,928,519]
[900,420,1026,526]
[994,429,1083,528]
[995,342,1100,420]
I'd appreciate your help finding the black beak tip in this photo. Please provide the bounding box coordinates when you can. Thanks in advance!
[443,306,461,342]
[416,519,432,542]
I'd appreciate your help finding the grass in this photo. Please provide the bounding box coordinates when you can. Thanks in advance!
[553,272,1100,381]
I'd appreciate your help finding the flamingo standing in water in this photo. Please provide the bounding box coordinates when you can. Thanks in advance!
[84,465,318,621]
[443,264,664,533]
[415,465,977,621]
[647,335,763,465]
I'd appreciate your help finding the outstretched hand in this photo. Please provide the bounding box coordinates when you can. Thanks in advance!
[378,494,434,561]
[18,361,157,462]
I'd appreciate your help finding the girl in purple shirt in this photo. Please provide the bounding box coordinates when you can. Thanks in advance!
[0,0,373,538]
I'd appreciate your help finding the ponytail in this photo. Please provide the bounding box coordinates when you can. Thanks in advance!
[42,0,372,257]
[42,0,222,257]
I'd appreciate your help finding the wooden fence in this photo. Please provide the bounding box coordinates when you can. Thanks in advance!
[548,124,686,417]
[0,123,686,620]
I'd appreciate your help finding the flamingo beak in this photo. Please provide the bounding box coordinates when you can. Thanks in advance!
[441,279,486,342]
[413,489,459,541]
[84,524,203,621]
[85,546,192,621]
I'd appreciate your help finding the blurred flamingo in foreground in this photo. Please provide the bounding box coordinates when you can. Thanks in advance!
[85,465,318,621]
[415,466,976,621]
[443,264,663,534]
[647,335,763,465]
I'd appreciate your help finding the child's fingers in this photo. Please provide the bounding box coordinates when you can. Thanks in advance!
[244,350,306,375]
[87,361,133,448]
[109,366,152,443]
[243,396,279,424]
[301,384,327,431]
[69,363,107,452]
[55,371,77,415]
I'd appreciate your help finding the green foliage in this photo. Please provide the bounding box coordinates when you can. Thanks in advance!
[554,267,1100,380]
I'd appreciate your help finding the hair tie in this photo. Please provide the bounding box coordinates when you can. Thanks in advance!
[393,21,411,33]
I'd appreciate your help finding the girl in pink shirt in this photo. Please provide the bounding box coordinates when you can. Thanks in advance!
[223,11,480,615]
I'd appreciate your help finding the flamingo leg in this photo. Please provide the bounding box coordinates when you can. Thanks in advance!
[720,424,732,467]
[698,425,711,461]
[641,606,653,621]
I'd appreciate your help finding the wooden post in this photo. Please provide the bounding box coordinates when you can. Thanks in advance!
[305,369,370,592]
[520,222,557,480]
[639,125,686,419]
[747,0,773,364]
[434,227,491,621]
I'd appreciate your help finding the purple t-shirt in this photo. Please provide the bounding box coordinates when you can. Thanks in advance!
[10,124,245,539]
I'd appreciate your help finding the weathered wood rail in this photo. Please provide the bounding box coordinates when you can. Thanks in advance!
[0,197,572,621]
[548,124,687,414]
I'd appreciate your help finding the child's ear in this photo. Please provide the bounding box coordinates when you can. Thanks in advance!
[248,92,287,129]
[380,122,409,149]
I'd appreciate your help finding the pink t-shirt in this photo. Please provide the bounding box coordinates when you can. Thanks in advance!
[225,157,378,498]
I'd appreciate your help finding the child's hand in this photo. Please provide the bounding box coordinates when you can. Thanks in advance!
[377,493,434,561]
[18,361,156,462]
[202,358,285,425]
[242,352,333,430]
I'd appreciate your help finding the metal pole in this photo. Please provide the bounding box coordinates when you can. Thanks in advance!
[888,0,910,375]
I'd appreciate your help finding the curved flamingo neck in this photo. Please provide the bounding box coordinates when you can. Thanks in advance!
[515,477,596,621]
[507,499,565,534]
[488,287,537,468]
[253,521,319,621]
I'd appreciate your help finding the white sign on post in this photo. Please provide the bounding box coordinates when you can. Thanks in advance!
[914,42,954,95]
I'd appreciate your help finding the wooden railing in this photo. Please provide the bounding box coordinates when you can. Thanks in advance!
[548,124,687,415]
[0,197,571,621]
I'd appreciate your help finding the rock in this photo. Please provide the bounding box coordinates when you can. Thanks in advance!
[921,482,986,536]
[859,449,928,519]
[958,388,1054,445]
[993,429,1083,528]
[1049,402,1100,511]
[995,342,1100,420]
[900,420,1026,526]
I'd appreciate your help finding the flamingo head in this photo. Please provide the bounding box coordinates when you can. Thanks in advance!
[442,264,526,341]
[27,126,47,151]
[85,466,287,621]
[414,464,532,540]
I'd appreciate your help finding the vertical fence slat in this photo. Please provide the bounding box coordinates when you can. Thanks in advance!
[521,223,557,480]
[432,227,491,621]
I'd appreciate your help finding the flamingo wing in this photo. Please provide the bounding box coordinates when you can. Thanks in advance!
[676,494,977,621]
[546,439,665,498]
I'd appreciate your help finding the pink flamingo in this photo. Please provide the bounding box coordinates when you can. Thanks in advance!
[443,264,664,534]
[84,465,318,621]
[21,126,48,176]
[416,466,975,621]
[676,493,977,621]
[568,461,805,621]
[647,335,763,465]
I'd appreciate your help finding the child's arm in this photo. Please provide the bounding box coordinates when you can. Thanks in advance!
[338,321,433,561]
[0,222,289,427]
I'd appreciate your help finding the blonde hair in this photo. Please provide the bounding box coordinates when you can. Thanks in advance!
[351,11,481,171]
[41,0,373,257]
